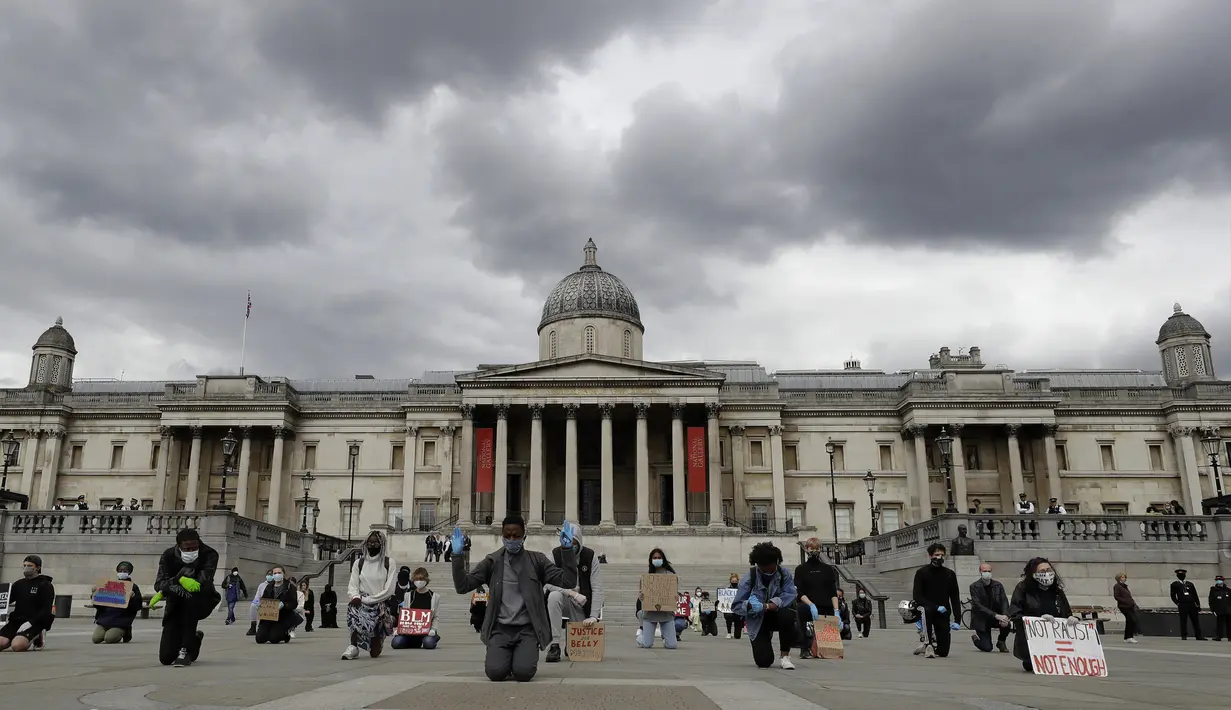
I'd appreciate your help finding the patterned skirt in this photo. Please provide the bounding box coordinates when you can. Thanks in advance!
[346,602,390,651]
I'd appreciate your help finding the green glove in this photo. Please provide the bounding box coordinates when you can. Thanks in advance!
[179,576,201,593]
[149,592,164,609]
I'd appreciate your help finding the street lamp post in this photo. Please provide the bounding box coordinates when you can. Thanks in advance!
[217,428,238,510]
[347,443,360,542]
[312,505,320,534]
[1201,429,1224,498]
[1,432,18,492]
[300,470,315,533]
[864,470,879,536]
[825,439,839,548]
[936,427,958,513]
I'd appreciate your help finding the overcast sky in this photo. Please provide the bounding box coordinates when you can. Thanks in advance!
[1,0,1228,386]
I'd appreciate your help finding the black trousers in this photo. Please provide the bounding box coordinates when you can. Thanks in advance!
[1178,604,1204,639]
[1121,607,1139,639]
[159,594,204,665]
[1215,614,1230,641]
[303,609,314,632]
[973,625,1010,651]
[921,607,953,657]
[699,612,719,636]
[751,607,797,668]
[855,616,871,637]
[321,607,338,628]
[723,613,743,638]
[484,623,539,682]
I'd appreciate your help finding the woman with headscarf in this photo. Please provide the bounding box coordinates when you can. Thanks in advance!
[320,584,338,628]
[389,565,413,617]
[1008,557,1079,673]
[341,531,399,660]
[255,566,299,644]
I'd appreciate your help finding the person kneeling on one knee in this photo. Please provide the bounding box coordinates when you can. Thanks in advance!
[545,522,601,663]
[733,542,798,670]
[255,567,299,644]
[92,560,143,644]
[452,516,578,682]
[0,555,55,653]
[391,567,441,650]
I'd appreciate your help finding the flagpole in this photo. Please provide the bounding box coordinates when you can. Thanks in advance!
[240,290,250,376]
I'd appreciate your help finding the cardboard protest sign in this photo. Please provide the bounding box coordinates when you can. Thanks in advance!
[641,573,677,613]
[715,587,737,613]
[1023,616,1107,677]
[0,582,10,622]
[397,608,433,635]
[697,599,714,614]
[566,621,605,661]
[472,591,488,604]
[92,579,133,609]
[676,597,691,617]
[812,615,845,659]
[257,598,281,621]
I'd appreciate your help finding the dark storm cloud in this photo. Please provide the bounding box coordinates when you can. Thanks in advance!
[0,2,323,245]
[253,0,716,124]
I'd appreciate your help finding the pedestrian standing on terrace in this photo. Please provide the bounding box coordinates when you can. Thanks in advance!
[1112,572,1141,643]
[1210,576,1230,641]
[1171,569,1206,641]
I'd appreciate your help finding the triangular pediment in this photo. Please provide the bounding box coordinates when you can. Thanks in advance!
[456,354,725,383]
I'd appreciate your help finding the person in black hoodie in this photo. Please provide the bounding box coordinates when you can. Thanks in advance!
[1209,575,1229,641]
[154,528,220,666]
[851,587,874,638]
[722,572,744,639]
[0,555,55,652]
[92,560,143,644]
[319,584,338,628]
[911,543,961,659]
[793,537,840,659]
[1008,557,1078,672]
[255,567,299,644]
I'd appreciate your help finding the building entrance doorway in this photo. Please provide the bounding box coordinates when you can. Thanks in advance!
[659,474,674,525]
[507,474,523,516]
[580,479,600,525]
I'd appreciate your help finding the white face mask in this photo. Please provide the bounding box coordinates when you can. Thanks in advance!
[1034,571,1055,587]
[180,550,199,563]
[117,572,131,580]
[980,571,993,580]
[413,580,427,589]
[273,573,284,582]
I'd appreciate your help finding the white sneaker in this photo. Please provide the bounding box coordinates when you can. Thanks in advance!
[1126,638,1138,644]
[341,645,359,660]
[780,656,795,670]
[289,631,297,639]
[913,643,926,655]
[726,632,732,639]
[924,645,936,658]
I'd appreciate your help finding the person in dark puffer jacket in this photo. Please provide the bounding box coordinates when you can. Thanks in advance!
[93,560,143,644]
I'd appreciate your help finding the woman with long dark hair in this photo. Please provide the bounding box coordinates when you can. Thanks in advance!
[1008,557,1079,672]
[255,567,299,644]
[636,548,678,649]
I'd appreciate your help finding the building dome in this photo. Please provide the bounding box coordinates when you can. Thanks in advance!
[1156,303,1209,344]
[538,239,643,333]
[34,317,77,354]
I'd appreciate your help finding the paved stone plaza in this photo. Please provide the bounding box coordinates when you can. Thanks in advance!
[3,616,1230,710]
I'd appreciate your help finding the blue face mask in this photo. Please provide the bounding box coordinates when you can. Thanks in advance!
[502,538,523,554]
[266,575,274,583]
[652,558,664,567]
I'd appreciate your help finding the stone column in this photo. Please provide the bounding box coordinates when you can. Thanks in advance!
[671,404,687,528]
[769,425,786,529]
[528,405,544,529]
[458,405,474,524]
[707,402,723,526]
[440,425,455,520]
[267,426,287,525]
[19,429,41,499]
[635,402,650,528]
[235,426,253,516]
[152,427,172,510]
[1005,424,1025,507]
[492,405,509,525]
[1042,424,1061,504]
[564,404,579,522]
[185,426,203,511]
[35,428,64,508]
[949,424,967,512]
[402,426,419,529]
[911,425,931,519]
[1170,425,1203,513]
[599,403,615,528]
[899,426,919,523]
[729,425,747,521]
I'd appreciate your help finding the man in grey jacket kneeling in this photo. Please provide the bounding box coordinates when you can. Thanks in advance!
[452,516,577,682]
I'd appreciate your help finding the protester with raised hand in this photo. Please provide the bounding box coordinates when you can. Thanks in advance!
[452,516,577,682]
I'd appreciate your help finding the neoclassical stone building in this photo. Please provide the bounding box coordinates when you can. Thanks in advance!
[1,242,1229,545]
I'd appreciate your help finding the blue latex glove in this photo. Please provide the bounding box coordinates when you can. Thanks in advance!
[560,521,576,548]
[915,619,923,631]
[809,604,818,620]
[937,606,947,614]
[451,526,465,554]
[950,621,960,631]
[747,595,764,614]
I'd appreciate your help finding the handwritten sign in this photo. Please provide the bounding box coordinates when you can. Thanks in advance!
[641,573,676,613]
[676,597,691,617]
[92,579,133,609]
[697,600,714,614]
[566,621,605,661]
[258,598,280,621]
[715,587,737,613]
[0,582,10,622]
[1023,616,1107,676]
[397,608,433,635]
[812,615,844,659]
[471,591,488,604]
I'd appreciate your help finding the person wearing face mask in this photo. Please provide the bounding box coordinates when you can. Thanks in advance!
[391,567,442,649]
[299,579,315,633]
[91,561,143,644]
[1009,557,1079,672]
[1210,576,1230,641]
[154,528,220,666]
[0,555,55,653]
[389,565,414,617]
[793,537,840,660]
[342,531,400,660]
[544,522,602,663]
[733,542,798,670]
[255,567,299,644]
[1112,573,1141,643]
[452,516,578,682]
[722,573,745,639]
[851,587,874,639]
[319,584,338,628]
[1170,569,1206,640]
[969,563,1010,653]
[635,548,679,648]
[247,569,274,636]
[911,543,961,659]
[222,567,248,626]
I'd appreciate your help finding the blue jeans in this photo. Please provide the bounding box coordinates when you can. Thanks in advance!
[637,613,678,649]
[226,601,237,623]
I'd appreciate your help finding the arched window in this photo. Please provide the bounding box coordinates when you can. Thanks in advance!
[585,326,595,353]
[549,330,557,358]
[623,330,632,358]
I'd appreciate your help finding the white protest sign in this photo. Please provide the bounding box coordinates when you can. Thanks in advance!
[715,587,737,614]
[1022,616,1108,677]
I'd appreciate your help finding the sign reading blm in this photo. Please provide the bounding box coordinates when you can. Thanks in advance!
[397,608,433,636]
[1023,616,1108,677]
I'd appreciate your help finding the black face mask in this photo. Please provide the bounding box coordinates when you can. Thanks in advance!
[931,557,945,567]
[1177,574,1186,581]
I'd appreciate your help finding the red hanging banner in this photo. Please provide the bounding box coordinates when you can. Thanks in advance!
[686,427,707,493]
[475,428,495,493]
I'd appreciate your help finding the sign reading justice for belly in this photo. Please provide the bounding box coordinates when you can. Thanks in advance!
[566,621,605,661]
[1023,616,1108,677]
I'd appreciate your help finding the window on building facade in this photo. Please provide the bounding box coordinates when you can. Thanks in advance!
[834,505,854,540]
[422,440,437,466]
[303,444,317,470]
[786,505,805,531]
[1099,444,1115,471]
[722,499,732,522]
[749,440,764,467]
[1148,444,1164,471]
[784,444,799,471]
[585,326,595,353]
[880,506,901,532]
[549,330,557,358]
[1055,443,1068,470]
[1064,502,1080,513]
[70,444,84,469]
[385,504,403,529]
[339,502,361,539]
[391,444,405,470]
[749,502,769,533]
[964,445,980,470]
[417,500,437,531]
[622,330,631,358]
[258,501,269,522]
[149,442,160,470]
[718,439,727,467]
[879,444,893,471]
[1020,442,1035,471]
[110,444,124,470]
[829,444,845,471]
[1101,503,1129,514]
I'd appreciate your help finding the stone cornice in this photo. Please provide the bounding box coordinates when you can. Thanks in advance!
[459,378,721,390]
